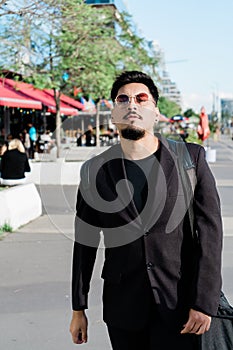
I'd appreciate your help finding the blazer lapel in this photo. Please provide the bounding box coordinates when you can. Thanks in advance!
[143,140,177,232]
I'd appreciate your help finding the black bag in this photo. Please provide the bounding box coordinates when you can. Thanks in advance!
[199,291,233,349]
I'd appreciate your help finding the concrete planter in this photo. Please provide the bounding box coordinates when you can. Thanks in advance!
[205,148,217,163]
[0,183,42,230]
[25,160,83,185]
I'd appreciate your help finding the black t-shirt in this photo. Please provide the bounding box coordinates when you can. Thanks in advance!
[122,150,162,317]
[124,148,161,213]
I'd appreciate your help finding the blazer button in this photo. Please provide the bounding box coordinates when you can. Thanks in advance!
[147,262,154,270]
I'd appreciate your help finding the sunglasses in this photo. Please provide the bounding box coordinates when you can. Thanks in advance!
[115,92,154,106]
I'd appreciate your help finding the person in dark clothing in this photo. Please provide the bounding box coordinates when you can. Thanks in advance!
[76,128,83,147]
[0,138,30,186]
[84,124,96,146]
[28,123,37,159]
[69,71,223,349]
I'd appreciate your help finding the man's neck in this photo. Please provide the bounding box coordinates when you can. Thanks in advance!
[120,133,159,160]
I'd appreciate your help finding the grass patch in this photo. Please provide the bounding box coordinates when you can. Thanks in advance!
[0,185,12,191]
[0,223,13,240]
[0,223,13,233]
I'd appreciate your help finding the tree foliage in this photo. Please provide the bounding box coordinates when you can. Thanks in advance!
[0,0,160,154]
[183,108,198,119]
[0,0,159,98]
[157,96,181,119]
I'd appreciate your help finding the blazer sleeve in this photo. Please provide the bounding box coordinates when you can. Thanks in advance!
[72,240,98,310]
[191,145,223,315]
[72,165,101,311]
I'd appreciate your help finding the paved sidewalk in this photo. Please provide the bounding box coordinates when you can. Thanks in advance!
[0,186,110,350]
[207,136,233,236]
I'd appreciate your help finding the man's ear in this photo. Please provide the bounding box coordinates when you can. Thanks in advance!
[111,108,117,124]
[154,107,160,123]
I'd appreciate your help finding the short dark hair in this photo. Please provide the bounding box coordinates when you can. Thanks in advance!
[111,71,159,104]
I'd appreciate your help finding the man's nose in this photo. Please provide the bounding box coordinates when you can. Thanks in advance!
[128,104,137,111]
[129,96,136,103]
[128,97,137,107]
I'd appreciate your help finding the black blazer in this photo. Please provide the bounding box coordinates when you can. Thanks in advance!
[72,136,223,331]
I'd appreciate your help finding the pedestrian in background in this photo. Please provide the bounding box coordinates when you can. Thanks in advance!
[76,128,83,147]
[70,71,223,350]
[84,124,96,146]
[22,128,30,157]
[28,123,37,159]
[0,138,30,186]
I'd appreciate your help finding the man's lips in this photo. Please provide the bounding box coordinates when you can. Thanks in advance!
[123,112,142,120]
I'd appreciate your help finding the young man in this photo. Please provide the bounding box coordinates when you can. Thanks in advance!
[70,71,223,349]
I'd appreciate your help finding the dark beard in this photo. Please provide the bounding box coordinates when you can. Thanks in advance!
[121,127,145,141]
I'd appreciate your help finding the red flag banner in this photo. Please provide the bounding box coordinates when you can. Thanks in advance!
[198,107,210,141]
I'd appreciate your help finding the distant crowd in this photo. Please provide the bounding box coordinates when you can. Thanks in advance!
[0,123,46,186]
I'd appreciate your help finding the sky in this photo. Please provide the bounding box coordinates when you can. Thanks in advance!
[124,0,233,114]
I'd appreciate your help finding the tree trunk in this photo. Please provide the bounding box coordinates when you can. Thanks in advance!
[56,109,61,158]
[96,101,100,147]
[54,89,61,158]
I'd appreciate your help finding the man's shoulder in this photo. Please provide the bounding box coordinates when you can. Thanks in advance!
[163,138,205,168]
[185,142,204,152]
[163,136,203,153]
[185,142,205,159]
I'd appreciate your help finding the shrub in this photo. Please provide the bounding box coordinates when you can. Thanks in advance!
[0,223,13,233]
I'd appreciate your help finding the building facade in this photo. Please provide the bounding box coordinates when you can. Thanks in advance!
[161,70,181,106]
[221,98,233,123]
[85,0,127,12]
[147,41,182,107]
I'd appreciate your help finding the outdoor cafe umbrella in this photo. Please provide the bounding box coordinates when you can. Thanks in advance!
[170,115,187,122]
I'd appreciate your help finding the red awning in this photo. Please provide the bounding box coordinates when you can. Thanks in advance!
[44,89,85,110]
[0,81,42,109]
[1,78,78,116]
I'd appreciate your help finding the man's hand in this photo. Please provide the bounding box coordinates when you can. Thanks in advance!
[181,308,211,335]
[70,310,88,344]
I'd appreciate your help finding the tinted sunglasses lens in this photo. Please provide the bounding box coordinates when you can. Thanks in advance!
[116,94,129,103]
[136,93,149,103]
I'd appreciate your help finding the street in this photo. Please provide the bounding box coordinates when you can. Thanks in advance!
[0,137,233,350]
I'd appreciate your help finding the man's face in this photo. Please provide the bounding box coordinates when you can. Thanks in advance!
[111,83,159,140]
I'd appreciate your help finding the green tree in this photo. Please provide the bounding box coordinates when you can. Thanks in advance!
[0,0,159,153]
[59,4,158,99]
[59,2,159,144]
[183,108,199,119]
[158,96,181,119]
